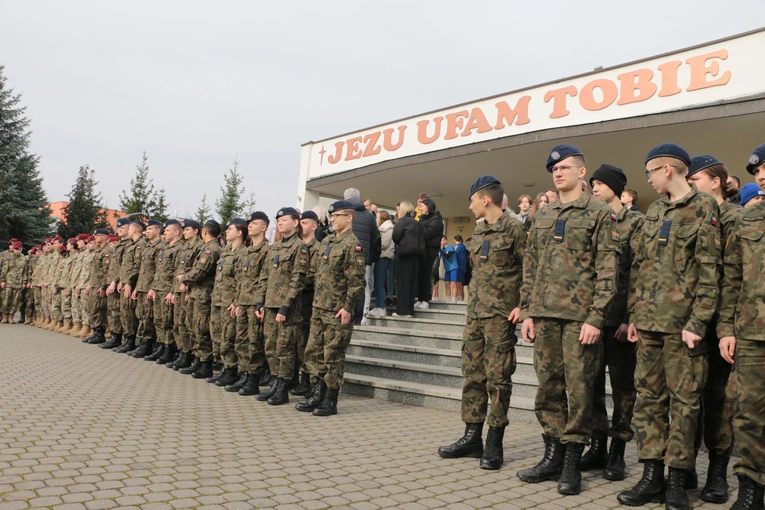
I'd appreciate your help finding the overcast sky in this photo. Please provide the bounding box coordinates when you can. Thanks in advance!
[2,1,763,221]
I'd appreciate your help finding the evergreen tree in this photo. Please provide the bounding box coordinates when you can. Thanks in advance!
[244,189,257,215]
[215,156,246,226]
[119,150,156,217]
[196,194,211,224]
[0,65,53,248]
[151,186,169,221]
[58,165,106,238]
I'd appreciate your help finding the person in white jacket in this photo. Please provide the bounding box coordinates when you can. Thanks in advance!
[369,211,394,317]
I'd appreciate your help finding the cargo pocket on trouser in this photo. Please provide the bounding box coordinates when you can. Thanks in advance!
[487,318,517,386]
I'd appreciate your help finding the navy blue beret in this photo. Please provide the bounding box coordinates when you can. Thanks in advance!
[249,211,269,223]
[546,144,583,172]
[227,218,247,227]
[163,219,181,229]
[687,154,722,178]
[130,220,146,230]
[468,175,502,200]
[276,207,300,218]
[328,200,354,213]
[746,143,765,175]
[115,218,130,228]
[146,219,162,227]
[181,219,200,229]
[645,143,691,166]
[204,219,220,229]
[301,211,319,222]
[94,228,109,236]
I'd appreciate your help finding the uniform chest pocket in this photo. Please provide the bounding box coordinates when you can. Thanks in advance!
[740,228,764,264]
[533,219,555,247]
[673,223,699,261]
[489,238,515,265]
[279,255,294,274]
[641,219,660,257]
[328,251,345,274]
[565,219,595,251]
[223,259,236,277]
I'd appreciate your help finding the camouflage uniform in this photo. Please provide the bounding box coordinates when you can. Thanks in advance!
[22,255,37,322]
[210,243,244,368]
[77,248,95,328]
[461,212,526,428]
[151,240,183,346]
[174,237,202,354]
[48,251,63,322]
[54,253,74,323]
[1,252,27,316]
[120,238,145,337]
[31,253,45,322]
[257,233,309,379]
[67,250,82,326]
[717,200,765,485]
[135,238,163,342]
[628,185,721,470]
[39,251,54,321]
[181,239,220,362]
[88,244,111,329]
[234,239,270,375]
[592,207,644,441]
[304,229,365,389]
[520,192,620,444]
[107,239,130,335]
[298,237,321,374]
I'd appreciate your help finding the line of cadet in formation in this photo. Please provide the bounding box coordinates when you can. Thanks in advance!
[0,201,366,418]
[2,142,764,510]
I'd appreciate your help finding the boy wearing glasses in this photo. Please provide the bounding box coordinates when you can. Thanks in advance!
[517,144,620,495]
[618,144,721,510]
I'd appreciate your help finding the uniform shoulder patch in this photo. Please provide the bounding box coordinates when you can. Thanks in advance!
[355,245,362,252]
[610,212,617,222]
[205,251,211,254]
[711,216,718,226]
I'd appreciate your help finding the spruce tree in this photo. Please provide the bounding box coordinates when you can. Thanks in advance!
[196,194,211,224]
[244,189,257,215]
[119,150,156,217]
[215,156,246,226]
[0,65,53,248]
[151,186,169,222]
[58,165,106,238]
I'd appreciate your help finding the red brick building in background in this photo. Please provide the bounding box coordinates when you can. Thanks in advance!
[48,202,126,229]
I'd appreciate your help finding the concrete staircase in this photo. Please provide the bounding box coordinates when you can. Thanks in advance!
[343,301,613,422]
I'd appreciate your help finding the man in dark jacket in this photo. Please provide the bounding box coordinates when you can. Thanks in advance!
[344,188,379,325]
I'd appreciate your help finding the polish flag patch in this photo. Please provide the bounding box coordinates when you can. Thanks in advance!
[711,216,718,226]
[355,246,362,252]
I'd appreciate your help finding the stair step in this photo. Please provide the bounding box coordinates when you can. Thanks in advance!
[347,341,461,368]
[366,316,464,335]
[377,308,467,324]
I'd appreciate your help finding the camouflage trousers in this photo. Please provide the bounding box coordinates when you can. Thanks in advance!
[461,316,517,428]
[729,339,765,486]
[80,290,91,327]
[592,325,637,441]
[235,304,266,374]
[71,291,81,324]
[107,293,122,334]
[152,294,174,346]
[61,291,72,322]
[120,293,138,336]
[41,287,51,319]
[304,307,354,390]
[88,289,107,329]
[533,318,602,445]
[1,287,22,314]
[22,288,33,318]
[695,329,734,457]
[263,307,302,379]
[33,288,42,320]
[172,293,190,351]
[51,289,63,322]
[191,298,213,362]
[633,330,708,470]
[135,292,155,341]
[298,290,315,373]
[211,305,237,368]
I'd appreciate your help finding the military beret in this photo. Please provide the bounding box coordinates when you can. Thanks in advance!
[94,228,109,236]
[687,154,722,179]
[76,233,89,241]
[589,164,627,197]
[56,245,68,254]
[115,217,130,228]
[645,143,691,166]
[108,234,119,242]
[146,218,162,227]
[301,211,319,222]
[276,207,300,218]
[8,238,18,245]
[249,211,269,223]
[67,238,77,245]
[28,247,37,254]
[328,201,354,213]
[53,235,62,241]
[12,241,22,250]
[468,175,502,200]
[546,144,584,172]
[87,235,95,242]
[740,183,765,206]
[227,218,247,227]
[130,220,146,230]
[746,143,765,175]
[204,219,220,229]
[164,219,181,228]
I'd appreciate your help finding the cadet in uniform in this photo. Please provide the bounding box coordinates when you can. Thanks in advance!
[298,200,365,416]
[618,144,721,510]
[114,221,146,353]
[85,229,111,345]
[717,142,765,510]
[517,144,620,496]
[167,219,202,370]
[147,219,184,364]
[437,176,526,470]
[130,219,164,358]
[230,212,270,395]
[0,241,27,323]
[68,235,88,336]
[255,207,309,406]
[580,164,643,481]
[102,218,132,349]
[77,236,97,339]
[23,247,39,325]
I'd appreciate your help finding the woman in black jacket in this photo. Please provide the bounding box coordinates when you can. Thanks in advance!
[391,201,425,317]
[416,197,443,310]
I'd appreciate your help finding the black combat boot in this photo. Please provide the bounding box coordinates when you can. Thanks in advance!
[731,474,765,510]
[126,337,143,355]
[617,459,665,506]
[312,388,339,416]
[100,333,122,349]
[115,335,136,353]
[666,467,690,510]
[131,339,151,358]
[145,343,165,361]
[558,442,585,495]
[225,372,248,392]
[206,367,227,384]
[180,355,201,375]
[238,373,260,396]
[479,426,505,470]
[191,359,213,379]
[290,372,311,396]
[256,377,281,402]
[87,327,106,345]
[216,367,239,387]
[258,367,273,386]
[166,350,183,369]
[175,352,193,371]
[603,437,627,481]
[438,423,484,459]
[268,378,290,406]
[295,381,326,412]
[701,452,730,503]
[579,433,608,471]
[156,344,176,365]
[212,360,223,371]
[83,328,98,343]
[517,435,567,483]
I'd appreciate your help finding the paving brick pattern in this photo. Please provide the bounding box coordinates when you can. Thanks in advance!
[0,325,738,509]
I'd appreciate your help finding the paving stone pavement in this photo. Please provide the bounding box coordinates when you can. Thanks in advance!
[0,324,740,509]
